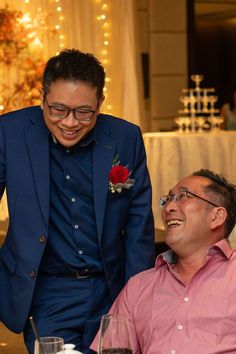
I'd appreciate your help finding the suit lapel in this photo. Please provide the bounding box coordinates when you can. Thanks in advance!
[24,112,49,227]
[93,128,116,240]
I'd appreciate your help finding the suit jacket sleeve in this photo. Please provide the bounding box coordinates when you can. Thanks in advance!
[124,126,155,280]
[0,121,6,200]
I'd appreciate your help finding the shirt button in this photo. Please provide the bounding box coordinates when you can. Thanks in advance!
[71,197,76,202]
[39,235,46,243]
[177,324,183,330]
[66,175,70,180]
[79,250,83,255]
[170,350,176,354]
[184,297,189,302]
[74,224,79,229]
[29,271,36,278]
[66,149,70,153]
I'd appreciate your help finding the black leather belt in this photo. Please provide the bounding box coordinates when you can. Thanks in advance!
[40,271,103,279]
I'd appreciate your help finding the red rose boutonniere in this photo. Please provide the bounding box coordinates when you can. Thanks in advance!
[109,155,135,193]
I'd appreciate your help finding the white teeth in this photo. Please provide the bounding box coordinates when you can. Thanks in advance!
[167,220,183,227]
[62,130,76,135]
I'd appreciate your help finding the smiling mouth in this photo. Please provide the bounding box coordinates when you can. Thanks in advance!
[166,219,183,228]
[61,129,79,136]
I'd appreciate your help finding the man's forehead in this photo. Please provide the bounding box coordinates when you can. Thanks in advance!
[170,175,211,193]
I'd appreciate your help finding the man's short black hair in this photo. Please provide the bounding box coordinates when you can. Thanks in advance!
[42,48,105,100]
[192,169,236,236]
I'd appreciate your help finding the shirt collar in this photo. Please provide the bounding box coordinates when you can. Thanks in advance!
[155,238,234,270]
[155,250,176,269]
[50,126,97,150]
[210,238,234,259]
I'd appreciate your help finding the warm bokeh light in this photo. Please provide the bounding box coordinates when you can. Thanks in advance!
[0,1,114,115]
[0,1,66,113]
[23,0,66,55]
[94,0,112,114]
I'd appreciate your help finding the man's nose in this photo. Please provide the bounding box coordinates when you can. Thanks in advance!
[62,111,79,126]
[164,198,178,212]
[161,201,178,224]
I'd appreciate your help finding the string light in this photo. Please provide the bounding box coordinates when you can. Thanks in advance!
[53,0,65,51]
[21,0,111,111]
[94,0,112,114]
[23,0,66,55]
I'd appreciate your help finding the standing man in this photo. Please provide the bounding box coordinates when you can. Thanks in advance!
[0,49,155,353]
[91,169,236,353]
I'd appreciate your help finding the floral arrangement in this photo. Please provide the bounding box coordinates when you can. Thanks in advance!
[109,155,135,193]
[0,6,30,66]
[0,5,58,113]
[1,56,45,112]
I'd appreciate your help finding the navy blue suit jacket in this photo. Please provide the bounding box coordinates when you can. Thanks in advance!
[0,106,155,333]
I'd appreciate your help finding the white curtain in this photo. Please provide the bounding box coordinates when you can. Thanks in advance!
[58,0,144,127]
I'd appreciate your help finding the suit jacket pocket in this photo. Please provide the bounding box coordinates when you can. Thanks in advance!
[108,188,131,200]
[0,243,16,274]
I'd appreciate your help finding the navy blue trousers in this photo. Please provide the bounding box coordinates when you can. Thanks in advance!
[23,274,112,354]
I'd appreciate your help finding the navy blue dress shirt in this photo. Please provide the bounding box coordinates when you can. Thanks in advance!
[40,129,103,274]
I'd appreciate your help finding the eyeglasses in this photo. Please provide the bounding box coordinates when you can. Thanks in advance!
[45,97,96,122]
[160,190,220,208]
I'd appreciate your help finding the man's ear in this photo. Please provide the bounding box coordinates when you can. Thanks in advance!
[40,89,44,110]
[210,207,227,230]
[98,95,105,112]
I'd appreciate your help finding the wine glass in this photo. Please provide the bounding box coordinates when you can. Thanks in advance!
[209,116,224,132]
[179,96,190,113]
[34,336,64,354]
[182,117,191,133]
[175,117,185,133]
[98,314,132,354]
[201,90,210,113]
[208,95,218,113]
[196,116,206,132]
[190,74,204,89]
[189,93,197,113]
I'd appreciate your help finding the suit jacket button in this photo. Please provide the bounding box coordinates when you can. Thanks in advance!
[39,235,46,243]
[29,271,36,278]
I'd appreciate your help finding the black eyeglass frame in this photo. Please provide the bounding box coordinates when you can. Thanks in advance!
[44,97,97,122]
[160,190,220,208]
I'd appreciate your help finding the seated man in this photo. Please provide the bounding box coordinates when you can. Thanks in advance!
[91,169,236,354]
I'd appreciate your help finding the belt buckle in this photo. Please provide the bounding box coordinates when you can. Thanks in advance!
[76,271,88,279]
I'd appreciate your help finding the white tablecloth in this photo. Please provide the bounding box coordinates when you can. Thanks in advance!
[143,130,236,246]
